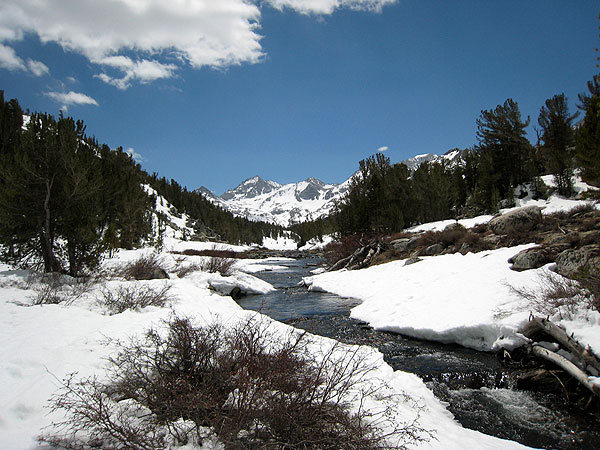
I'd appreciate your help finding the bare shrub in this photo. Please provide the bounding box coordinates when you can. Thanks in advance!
[174,262,202,278]
[324,233,377,266]
[40,317,429,449]
[117,253,167,280]
[39,374,173,449]
[575,269,600,313]
[29,273,101,305]
[176,248,244,259]
[199,256,236,276]
[471,223,488,234]
[414,227,493,255]
[435,226,467,247]
[508,271,595,319]
[500,228,535,247]
[98,284,172,314]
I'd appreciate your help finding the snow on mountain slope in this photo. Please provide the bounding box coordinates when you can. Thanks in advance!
[198,150,464,227]
[198,175,352,226]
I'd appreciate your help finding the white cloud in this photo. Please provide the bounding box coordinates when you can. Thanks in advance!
[0,0,264,88]
[125,147,145,163]
[0,43,48,76]
[0,0,396,88]
[95,56,177,89]
[377,146,389,152]
[0,43,26,71]
[45,91,99,107]
[26,59,49,76]
[265,0,396,15]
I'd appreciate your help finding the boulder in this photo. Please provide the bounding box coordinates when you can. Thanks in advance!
[152,268,170,280]
[508,247,551,271]
[424,243,444,256]
[555,245,600,278]
[404,257,422,266]
[488,206,542,235]
[444,222,466,232]
[481,234,502,247]
[390,238,411,252]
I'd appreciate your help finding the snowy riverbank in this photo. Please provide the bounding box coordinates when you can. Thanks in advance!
[0,245,529,449]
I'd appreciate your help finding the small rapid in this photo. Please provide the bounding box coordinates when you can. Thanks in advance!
[238,257,600,449]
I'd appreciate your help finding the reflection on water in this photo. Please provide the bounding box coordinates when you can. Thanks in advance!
[237,257,361,321]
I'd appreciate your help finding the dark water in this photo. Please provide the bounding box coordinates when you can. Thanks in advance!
[237,257,361,320]
[239,257,600,449]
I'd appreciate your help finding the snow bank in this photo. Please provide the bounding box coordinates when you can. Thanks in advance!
[262,235,298,250]
[299,234,335,251]
[408,215,494,233]
[305,245,541,351]
[235,257,295,274]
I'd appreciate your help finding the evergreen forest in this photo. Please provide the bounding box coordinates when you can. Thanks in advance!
[293,76,600,242]
[0,91,284,276]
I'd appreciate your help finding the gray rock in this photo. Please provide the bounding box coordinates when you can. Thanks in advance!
[407,236,420,250]
[424,243,444,256]
[152,268,170,280]
[229,286,243,300]
[481,234,502,247]
[404,257,422,266]
[509,247,551,271]
[488,206,542,235]
[444,222,465,232]
[555,245,600,278]
[390,238,411,252]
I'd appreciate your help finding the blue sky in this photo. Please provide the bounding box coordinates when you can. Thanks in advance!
[0,1,598,194]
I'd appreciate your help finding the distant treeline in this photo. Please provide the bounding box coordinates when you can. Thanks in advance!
[293,76,600,242]
[0,91,284,275]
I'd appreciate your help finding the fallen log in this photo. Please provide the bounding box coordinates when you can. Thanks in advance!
[327,241,388,271]
[523,317,600,376]
[531,345,600,398]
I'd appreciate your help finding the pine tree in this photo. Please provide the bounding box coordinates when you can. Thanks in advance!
[578,75,600,111]
[576,93,600,187]
[538,94,578,196]
[476,99,535,205]
[0,113,63,272]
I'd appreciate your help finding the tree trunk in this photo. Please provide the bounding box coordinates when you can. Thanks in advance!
[41,176,61,272]
[523,317,600,376]
[531,345,600,398]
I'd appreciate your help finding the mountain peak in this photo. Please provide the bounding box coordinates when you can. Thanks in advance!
[304,177,324,185]
[221,175,281,200]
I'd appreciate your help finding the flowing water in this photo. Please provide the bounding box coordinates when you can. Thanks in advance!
[237,257,600,449]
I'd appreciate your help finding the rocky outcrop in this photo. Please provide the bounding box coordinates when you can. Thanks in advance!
[488,206,542,235]
[555,245,600,278]
[508,247,551,271]
[424,243,444,256]
[390,237,419,253]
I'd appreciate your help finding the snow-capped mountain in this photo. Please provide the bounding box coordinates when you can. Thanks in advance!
[400,149,463,171]
[199,150,465,227]
[221,176,282,201]
[198,176,352,226]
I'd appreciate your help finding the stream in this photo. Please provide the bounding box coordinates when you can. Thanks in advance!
[237,256,600,449]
